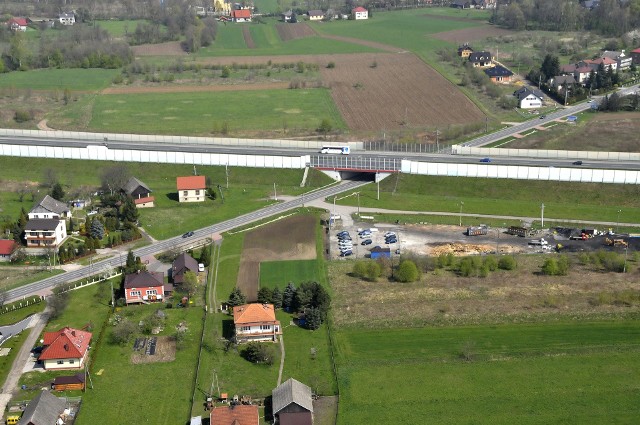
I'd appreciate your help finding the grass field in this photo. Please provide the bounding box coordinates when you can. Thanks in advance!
[0,69,118,91]
[95,19,152,37]
[336,174,640,224]
[333,320,640,424]
[259,259,323,289]
[89,89,346,135]
[0,301,44,326]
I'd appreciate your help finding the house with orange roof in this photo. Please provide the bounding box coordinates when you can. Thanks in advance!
[39,327,92,370]
[352,6,368,20]
[7,17,28,31]
[177,176,206,203]
[210,404,258,425]
[0,239,17,262]
[233,303,282,343]
[231,8,252,22]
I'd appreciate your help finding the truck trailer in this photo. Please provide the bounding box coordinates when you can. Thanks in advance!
[466,225,488,236]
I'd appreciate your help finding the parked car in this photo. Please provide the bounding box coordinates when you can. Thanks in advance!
[338,236,352,241]
[182,231,194,238]
[340,250,353,257]
[337,231,349,237]
[361,239,373,245]
[384,232,396,237]
[339,242,353,248]
[385,237,397,244]
[539,114,546,119]
[198,263,205,272]
[479,157,492,163]
[572,160,583,165]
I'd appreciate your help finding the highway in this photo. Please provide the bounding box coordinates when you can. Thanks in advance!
[4,179,370,303]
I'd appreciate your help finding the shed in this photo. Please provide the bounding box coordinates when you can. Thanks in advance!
[370,246,391,259]
[52,373,85,391]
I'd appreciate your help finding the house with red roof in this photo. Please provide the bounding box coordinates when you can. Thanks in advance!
[352,6,368,20]
[7,17,28,31]
[177,176,206,203]
[39,327,92,370]
[231,8,252,22]
[631,48,640,65]
[233,303,282,343]
[0,240,17,262]
[210,405,258,425]
[124,271,165,305]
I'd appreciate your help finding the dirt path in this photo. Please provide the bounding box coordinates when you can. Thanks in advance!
[277,334,285,386]
[36,119,56,131]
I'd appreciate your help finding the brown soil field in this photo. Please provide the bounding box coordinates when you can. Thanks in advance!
[319,53,485,130]
[242,26,255,49]
[237,214,317,301]
[507,112,640,152]
[131,41,187,56]
[276,23,316,41]
[329,256,640,329]
[432,26,515,43]
[130,336,176,364]
[101,82,289,94]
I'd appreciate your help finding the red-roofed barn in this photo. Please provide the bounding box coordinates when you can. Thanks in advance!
[39,327,92,370]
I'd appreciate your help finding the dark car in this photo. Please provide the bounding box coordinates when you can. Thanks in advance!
[182,231,194,238]
[539,115,546,119]
[336,231,349,237]
[361,239,373,246]
[479,157,492,163]
[338,235,352,241]
[340,250,353,257]
[386,238,397,244]
[572,160,583,165]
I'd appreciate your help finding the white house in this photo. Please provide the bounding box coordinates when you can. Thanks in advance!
[0,240,17,262]
[308,10,324,21]
[39,327,92,370]
[28,195,71,220]
[176,176,206,203]
[514,87,544,109]
[58,12,75,25]
[233,304,282,343]
[601,50,632,70]
[352,6,368,20]
[25,195,70,251]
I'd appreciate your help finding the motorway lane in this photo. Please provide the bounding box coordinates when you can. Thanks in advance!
[5,179,370,303]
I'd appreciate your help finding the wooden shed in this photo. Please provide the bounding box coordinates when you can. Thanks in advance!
[52,373,85,391]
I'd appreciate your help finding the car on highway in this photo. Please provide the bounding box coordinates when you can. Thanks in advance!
[572,160,583,165]
[479,157,491,163]
[182,231,194,238]
[361,239,372,246]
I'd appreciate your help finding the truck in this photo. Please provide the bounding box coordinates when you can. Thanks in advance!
[466,225,488,236]
[508,226,532,237]
[529,238,548,246]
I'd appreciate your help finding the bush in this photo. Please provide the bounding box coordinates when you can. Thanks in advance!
[541,258,558,275]
[483,256,498,271]
[110,319,137,345]
[326,62,335,69]
[396,260,419,282]
[242,342,275,365]
[498,256,517,270]
[14,110,33,123]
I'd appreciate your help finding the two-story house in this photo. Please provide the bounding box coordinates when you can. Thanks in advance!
[172,252,199,284]
[308,10,324,20]
[514,87,545,109]
[177,176,206,203]
[7,17,28,31]
[25,195,70,250]
[58,12,75,25]
[352,7,368,20]
[233,303,282,343]
[124,271,165,305]
[39,327,92,370]
[468,51,493,68]
[601,50,632,70]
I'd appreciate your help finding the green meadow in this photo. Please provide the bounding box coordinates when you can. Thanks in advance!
[259,259,323,289]
[0,68,118,91]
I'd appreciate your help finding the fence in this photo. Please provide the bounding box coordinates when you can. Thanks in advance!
[362,140,444,153]
[0,296,43,315]
[311,155,401,171]
[54,270,122,294]
[452,145,640,161]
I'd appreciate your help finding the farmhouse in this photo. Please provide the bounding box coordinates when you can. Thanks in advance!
[210,405,258,425]
[7,17,28,31]
[272,378,314,425]
[457,44,474,58]
[58,12,75,25]
[39,327,92,370]
[233,303,282,343]
[123,177,155,208]
[514,87,544,109]
[484,65,513,83]
[52,373,85,391]
[172,252,199,284]
[0,240,17,262]
[231,9,252,22]
[124,271,165,305]
[308,10,324,20]
[177,176,206,203]
[19,390,67,425]
[468,51,493,68]
[352,6,368,20]
[282,10,294,22]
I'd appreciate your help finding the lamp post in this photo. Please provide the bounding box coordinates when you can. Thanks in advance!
[459,201,464,227]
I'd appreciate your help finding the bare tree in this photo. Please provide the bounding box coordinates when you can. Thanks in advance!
[101,165,131,195]
[42,168,58,188]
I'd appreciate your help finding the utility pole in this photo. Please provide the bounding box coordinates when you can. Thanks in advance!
[459,201,464,227]
[617,209,621,233]
[273,183,277,201]
[541,203,545,228]
[356,192,360,216]
[225,164,229,189]
[376,175,380,201]
[538,74,542,90]
[564,87,569,106]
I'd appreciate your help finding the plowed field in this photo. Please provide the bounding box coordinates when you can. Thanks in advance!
[276,23,316,41]
[319,53,485,130]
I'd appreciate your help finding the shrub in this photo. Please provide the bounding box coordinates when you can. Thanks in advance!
[498,256,517,270]
[396,260,419,282]
[14,110,33,123]
[110,319,137,345]
[541,258,558,275]
[483,256,498,271]
[326,62,335,69]
[242,342,275,365]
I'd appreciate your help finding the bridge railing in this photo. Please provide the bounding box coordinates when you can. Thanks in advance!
[311,155,401,171]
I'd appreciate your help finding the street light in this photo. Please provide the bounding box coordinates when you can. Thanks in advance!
[617,209,622,234]
[459,202,464,227]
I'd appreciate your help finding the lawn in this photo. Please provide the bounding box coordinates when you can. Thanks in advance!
[335,174,640,224]
[333,320,640,424]
[0,68,118,91]
[0,299,44,326]
[0,329,31,399]
[94,19,153,38]
[89,89,346,135]
[259,259,323,289]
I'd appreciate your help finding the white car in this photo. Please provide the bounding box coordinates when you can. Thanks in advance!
[198,263,205,272]
[384,232,396,237]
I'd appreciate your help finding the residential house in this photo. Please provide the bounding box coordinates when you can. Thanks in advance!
[7,17,28,31]
[58,12,75,25]
[457,44,474,58]
[172,252,199,284]
[214,0,233,14]
[210,405,259,425]
[124,271,165,305]
[484,65,513,83]
[272,378,314,425]
[233,303,282,342]
[24,219,67,250]
[468,51,493,68]
[18,390,67,425]
[583,57,617,72]
[123,177,155,208]
[28,17,55,29]
[573,64,596,83]
[631,48,640,65]
[308,10,324,21]
[177,176,206,203]
[29,195,71,219]
[39,327,92,370]
[473,0,497,8]
[52,373,85,391]
[282,10,294,22]
[549,75,576,91]
[352,6,368,20]
[601,50,632,70]
[0,240,17,262]
[450,0,471,9]
[514,87,544,109]
[231,9,252,22]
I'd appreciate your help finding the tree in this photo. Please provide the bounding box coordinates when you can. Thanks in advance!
[282,282,296,310]
[503,3,526,30]
[8,32,28,70]
[498,256,517,270]
[221,66,230,78]
[396,260,419,282]
[541,258,559,275]
[206,187,217,200]
[101,165,131,195]
[257,287,273,304]
[557,255,570,276]
[121,196,139,224]
[228,287,247,307]
[305,307,323,330]
[540,54,560,81]
[352,261,367,278]
[50,183,65,201]
[180,271,198,299]
[365,261,382,281]
[317,118,333,136]
[47,292,70,319]
[42,169,58,188]
[111,319,137,345]
[0,289,7,307]
[199,244,211,267]
[124,250,142,274]
[89,218,105,240]
[272,287,283,309]
[242,342,275,365]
